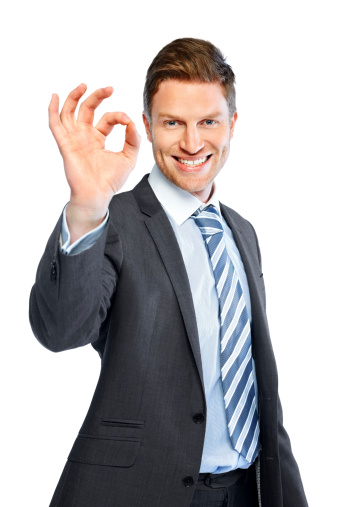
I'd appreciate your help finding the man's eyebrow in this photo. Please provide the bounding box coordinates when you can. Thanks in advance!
[157,111,225,120]
[157,113,183,120]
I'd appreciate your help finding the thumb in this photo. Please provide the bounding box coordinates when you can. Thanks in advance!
[123,121,141,161]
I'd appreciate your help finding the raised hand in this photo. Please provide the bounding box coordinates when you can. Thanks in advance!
[48,84,141,242]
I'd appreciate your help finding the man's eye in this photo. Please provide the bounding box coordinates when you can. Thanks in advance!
[203,120,216,125]
[166,120,177,126]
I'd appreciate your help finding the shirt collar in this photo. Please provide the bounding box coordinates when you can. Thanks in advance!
[148,164,221,226]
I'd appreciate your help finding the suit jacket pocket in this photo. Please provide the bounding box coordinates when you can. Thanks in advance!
[68,434,141,467]
[101,418,145,429]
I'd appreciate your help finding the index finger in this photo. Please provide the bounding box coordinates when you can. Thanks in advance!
[95,111,131,137]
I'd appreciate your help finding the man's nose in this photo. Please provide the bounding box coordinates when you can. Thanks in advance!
[179,125,204,154]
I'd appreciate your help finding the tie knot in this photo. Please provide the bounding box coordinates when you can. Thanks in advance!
[192,205,223,239]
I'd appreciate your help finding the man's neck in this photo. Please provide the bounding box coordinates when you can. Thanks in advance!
[189,183,214,203]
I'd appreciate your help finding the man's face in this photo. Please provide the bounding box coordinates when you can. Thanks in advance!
[143,80,237,202]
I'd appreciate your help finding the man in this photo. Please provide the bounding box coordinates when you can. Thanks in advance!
[29,38,308,506]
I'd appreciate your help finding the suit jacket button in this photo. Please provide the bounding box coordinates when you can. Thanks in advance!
[193,413,205,424]
[182,476,194,487]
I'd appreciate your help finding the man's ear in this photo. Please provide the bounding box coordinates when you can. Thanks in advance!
[230,112,238,139]
[142,112,152,143]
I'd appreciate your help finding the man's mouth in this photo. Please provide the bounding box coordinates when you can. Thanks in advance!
[173,155,211,167]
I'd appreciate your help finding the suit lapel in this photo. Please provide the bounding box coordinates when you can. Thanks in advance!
[219,204,279,399]
[132,175,267,390]
[133,176,205,389]
[219,204,265,353]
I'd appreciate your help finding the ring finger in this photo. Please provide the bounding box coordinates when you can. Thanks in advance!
[60,83,87,129]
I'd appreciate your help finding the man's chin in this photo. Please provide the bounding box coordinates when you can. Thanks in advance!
[162,171,215,202]
[175,179,210,194]
[166,171,206,191]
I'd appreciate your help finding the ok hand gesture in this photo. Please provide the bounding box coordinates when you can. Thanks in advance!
[48,84,141,240]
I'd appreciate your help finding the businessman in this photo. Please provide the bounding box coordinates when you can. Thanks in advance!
[30,38,308,506]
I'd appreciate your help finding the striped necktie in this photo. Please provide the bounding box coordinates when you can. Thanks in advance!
[192,205,259,462]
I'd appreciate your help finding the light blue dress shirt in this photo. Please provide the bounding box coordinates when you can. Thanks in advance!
[60,164,258,473]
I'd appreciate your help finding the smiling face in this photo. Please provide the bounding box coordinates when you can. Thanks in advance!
[143,80,237,202]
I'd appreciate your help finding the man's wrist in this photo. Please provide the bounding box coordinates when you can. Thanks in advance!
[66,201,110,245]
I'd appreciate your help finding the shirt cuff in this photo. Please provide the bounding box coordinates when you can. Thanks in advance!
[59,203,110,256]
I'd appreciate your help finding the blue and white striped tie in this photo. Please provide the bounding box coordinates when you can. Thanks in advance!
[192,205,259,462]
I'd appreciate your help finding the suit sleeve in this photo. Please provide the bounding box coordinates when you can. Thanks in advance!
[249,222,308,506]
[277,396,308,506]
[29,209,123,353]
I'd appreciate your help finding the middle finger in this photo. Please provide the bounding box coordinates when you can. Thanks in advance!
[77,86,114,125]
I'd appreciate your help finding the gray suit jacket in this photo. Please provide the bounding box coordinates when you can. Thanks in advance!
[29,175,308,507]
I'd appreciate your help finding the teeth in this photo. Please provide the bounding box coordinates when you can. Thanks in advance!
[177,156,208,166]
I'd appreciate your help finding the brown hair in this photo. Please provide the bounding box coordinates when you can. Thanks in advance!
[143,38,236,121]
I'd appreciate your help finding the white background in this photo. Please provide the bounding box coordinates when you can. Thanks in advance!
[1,0,337,505]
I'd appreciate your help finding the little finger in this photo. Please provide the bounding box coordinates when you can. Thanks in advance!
[48,94,66,144]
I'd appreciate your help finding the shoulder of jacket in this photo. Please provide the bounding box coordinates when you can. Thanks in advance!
[108,188,138,213]
[221,203,257,235]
